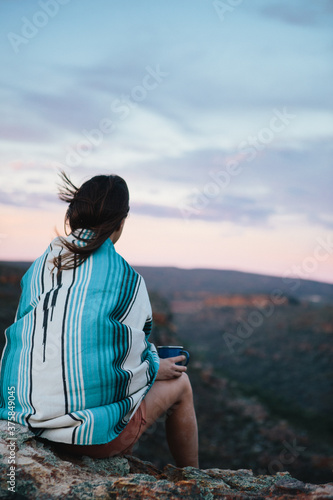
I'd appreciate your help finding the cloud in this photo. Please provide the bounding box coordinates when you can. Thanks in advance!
[0,189,60,209]
[1,3,332,160]
[260,1,333,27]
[180,195,275,225]
[125,138,333,230]
[7,160,57,172]
[18,86,103,136]
[130,197,275,226]
[1,134,331,232]
[0,124,54,144]
[67,58,158,97]
[130,202,181,219]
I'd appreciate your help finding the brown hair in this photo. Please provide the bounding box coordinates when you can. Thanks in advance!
[53,171,129,272]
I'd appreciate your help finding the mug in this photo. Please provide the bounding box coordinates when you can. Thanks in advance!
[157,345,190,366]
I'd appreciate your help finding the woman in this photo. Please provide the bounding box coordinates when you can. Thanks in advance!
[0,172,198,467]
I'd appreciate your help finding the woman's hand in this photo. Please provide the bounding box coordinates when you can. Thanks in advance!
[156,357,187,380]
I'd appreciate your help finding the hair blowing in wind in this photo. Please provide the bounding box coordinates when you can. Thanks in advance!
[53,171,129,272]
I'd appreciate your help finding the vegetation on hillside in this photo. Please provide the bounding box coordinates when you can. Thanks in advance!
[1,262,332,483]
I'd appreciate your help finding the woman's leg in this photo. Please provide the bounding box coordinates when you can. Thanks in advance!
[139,373,199,468]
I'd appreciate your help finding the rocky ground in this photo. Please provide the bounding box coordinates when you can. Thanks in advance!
[1,421,333,499]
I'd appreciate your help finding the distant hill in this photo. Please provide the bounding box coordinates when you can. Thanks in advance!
[1,262,332,303]
[135,266,333,303]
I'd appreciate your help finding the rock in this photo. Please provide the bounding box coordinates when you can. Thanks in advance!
[273,477,314,493]
[0,420,332,499]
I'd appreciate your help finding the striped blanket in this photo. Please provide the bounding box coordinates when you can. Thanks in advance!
[0,232,159,444]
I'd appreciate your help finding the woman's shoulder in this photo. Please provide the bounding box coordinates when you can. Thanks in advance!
[94,238,139,277]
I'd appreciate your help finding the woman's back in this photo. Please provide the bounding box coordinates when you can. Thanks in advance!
[0,231,159,445]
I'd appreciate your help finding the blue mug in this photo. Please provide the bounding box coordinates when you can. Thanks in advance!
[157,345,190,366]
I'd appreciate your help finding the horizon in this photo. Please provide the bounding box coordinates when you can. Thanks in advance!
[1,259,333,287]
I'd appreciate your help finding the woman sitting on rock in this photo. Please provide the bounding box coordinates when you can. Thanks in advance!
[0,172,198,467]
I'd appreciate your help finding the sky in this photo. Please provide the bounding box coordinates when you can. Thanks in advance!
[0,0,332,284]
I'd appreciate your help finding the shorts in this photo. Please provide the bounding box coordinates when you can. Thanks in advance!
[50,399,147,459]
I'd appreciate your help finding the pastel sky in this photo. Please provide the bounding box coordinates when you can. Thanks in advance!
[0,0,332,283]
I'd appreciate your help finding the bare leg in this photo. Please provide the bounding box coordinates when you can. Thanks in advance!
[139,374,199,468]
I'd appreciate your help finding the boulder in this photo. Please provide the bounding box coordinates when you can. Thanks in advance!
[0,421,332,499]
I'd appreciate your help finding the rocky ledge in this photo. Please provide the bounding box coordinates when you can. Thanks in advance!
[0,421,332,499]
